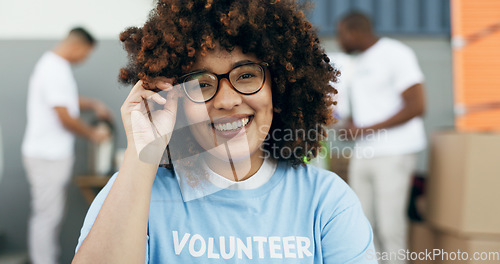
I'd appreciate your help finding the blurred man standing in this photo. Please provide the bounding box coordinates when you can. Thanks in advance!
[336,12,426,264]
[22,27,110,264]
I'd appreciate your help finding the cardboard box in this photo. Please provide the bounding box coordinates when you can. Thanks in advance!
[427,131,500,235]
[409,222,436,264]
[408,223,500,264]
[434,231,500,264]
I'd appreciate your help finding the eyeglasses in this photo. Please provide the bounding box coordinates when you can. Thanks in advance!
[179,62,268,103]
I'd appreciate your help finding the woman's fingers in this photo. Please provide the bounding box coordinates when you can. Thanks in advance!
[130,80,146,94]
[163,85,181,115]
[127,79,177,105]
[125,79,180,121]
[152,77,175,91]
[121,79,181,164]
[151,93,167,105]
[126,91,164,114]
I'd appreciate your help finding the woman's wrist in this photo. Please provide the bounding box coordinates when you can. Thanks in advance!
[120,146,160,183]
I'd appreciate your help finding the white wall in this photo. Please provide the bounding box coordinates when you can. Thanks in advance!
[0,0,155,39]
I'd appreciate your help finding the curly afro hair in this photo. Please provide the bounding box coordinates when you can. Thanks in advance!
[119,0,339,166]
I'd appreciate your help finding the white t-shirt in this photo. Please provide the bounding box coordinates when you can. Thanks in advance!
[331,38,426,158]
[204,157,278,190]
[22,51,80,159]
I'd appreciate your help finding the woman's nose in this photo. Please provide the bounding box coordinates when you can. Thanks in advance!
[212,78,242,110]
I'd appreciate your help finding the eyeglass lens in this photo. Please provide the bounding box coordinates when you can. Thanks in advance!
[183,63,265,103]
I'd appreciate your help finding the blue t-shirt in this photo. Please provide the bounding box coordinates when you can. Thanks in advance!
[76,161,376,263]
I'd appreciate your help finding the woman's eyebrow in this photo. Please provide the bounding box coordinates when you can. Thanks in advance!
[190,59,257,73]
[188,68,209,74]
[231,60,255,68]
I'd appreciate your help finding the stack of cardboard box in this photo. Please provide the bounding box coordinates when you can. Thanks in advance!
[418,1,500,262]
[421,131,500,263]
[410,0,500,261]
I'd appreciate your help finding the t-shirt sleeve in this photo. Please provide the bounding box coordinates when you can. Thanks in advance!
[74,173,150,264]
[391,44,424,93]
[321,183,377,264]
[43,66,76,108]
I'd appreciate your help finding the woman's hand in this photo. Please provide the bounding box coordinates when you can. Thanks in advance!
[121,78,180,164]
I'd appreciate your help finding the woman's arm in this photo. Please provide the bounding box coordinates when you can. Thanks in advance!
[72,149,157,263]
[73,79,179,263]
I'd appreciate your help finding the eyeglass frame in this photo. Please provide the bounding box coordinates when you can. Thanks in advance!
[178,61,269,103]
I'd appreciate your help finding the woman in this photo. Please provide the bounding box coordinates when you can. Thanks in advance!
[73,0,376,263]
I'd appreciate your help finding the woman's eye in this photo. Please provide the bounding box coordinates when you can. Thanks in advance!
[186,81,212,92]
[199,82,213,88]
[237,73,256,81]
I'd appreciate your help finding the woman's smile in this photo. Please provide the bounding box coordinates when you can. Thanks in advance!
[209,114,254,138]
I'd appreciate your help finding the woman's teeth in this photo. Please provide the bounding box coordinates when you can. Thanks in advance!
[213,117,250,131]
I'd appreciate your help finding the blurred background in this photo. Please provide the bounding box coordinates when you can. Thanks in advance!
[0,0,498,263]
[0,0,154,263]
